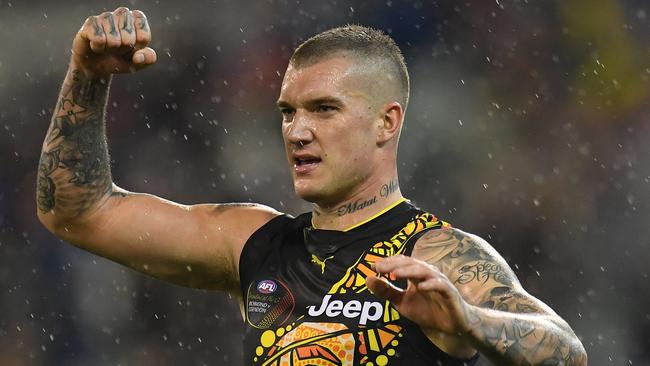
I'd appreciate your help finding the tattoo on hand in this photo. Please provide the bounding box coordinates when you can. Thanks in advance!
[37,69,111,215]
[122,12,133,34]
[105,14,118,36]
[92,17,103,37]
[137,17,149,32]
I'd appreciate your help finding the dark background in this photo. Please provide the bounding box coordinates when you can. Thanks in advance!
[1,0,649,364]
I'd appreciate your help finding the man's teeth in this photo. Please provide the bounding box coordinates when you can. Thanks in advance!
[296,158,319,166]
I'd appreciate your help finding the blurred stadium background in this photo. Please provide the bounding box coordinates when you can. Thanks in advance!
[1,0,649,364]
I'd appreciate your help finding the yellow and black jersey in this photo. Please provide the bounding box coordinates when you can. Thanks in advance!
[239,199,478,365]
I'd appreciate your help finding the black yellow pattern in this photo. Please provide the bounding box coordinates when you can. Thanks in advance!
[251,212,450,365]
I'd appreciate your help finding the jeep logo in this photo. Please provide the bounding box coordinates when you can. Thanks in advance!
[307,295,383,325]
[257,280,277,294]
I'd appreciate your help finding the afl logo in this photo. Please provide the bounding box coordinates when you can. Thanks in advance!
[257,280,277,294]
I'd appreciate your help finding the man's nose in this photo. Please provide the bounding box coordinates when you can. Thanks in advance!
[286,110,314,146]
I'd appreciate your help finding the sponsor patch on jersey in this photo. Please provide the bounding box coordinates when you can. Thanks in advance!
[257,280,277,294]
[246,278,295,329]
[307,294,384,325]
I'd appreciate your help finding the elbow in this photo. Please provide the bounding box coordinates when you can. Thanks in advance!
[37,208,82,239]
[37,209,57,234]
[575,347,588,366]
[567,336,588,366]
[37,209,68,238]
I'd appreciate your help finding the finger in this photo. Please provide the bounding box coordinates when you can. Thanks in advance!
[99,12,121,49]
[132,10,151,50]
[132,47,157,70]
[416,277,451,295]
[391,262,438,283]
[367,276,404,303]
[374,254,422,273]
[78,15,106,54]
[114,7,136,48]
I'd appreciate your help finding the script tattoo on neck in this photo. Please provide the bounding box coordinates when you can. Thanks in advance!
[36,69,112,216]
[337,196,377,216]
[334,178,399,217]
[379,178,398,197]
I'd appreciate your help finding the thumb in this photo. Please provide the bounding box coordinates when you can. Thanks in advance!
[131,47,157,71]
[367,276,404,304]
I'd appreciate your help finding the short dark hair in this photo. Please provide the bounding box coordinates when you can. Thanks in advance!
[290,25,410,109]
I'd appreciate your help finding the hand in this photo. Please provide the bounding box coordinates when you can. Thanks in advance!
[71,7,156,77]
[367,255,475,336]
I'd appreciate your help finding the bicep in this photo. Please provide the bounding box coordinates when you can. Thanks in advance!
[53,186,280,291]
[413,228,558,316]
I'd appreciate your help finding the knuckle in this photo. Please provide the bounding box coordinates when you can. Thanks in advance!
[137,34,151,44]
[105,35,120,46]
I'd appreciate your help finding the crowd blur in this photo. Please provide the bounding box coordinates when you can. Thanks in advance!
[1,0,648,365]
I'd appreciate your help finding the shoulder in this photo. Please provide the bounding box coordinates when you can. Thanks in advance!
[192,202,285,260]
[411,227,520,302]
[228,204,307,261]
[197,202,286,234]
[411,227,504,268]
[209,202,282,217]
[411,226,567,320]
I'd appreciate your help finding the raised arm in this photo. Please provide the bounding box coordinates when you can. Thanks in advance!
[37,7,279,294]
[367,228,588,365]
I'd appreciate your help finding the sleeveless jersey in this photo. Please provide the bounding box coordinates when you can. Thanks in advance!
[239,200,479,365]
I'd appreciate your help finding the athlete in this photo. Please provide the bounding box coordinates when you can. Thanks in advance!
[37,7,587,365]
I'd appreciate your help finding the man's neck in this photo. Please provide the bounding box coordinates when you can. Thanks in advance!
[311,177,404,231]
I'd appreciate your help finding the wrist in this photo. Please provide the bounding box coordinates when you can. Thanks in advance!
[461,304,484,345]
[67,57,113,82]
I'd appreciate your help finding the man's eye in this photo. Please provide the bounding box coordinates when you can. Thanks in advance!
[280,108,295,118]
[317,105,337,113]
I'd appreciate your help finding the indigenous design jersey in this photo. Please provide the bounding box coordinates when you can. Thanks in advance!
[239,200,478,366]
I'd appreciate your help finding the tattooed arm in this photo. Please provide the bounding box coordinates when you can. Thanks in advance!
[37,7,279,293]
[368,228,587,365]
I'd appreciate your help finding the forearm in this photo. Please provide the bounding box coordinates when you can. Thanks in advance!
[466,305,587,365]
[37,65,113,220]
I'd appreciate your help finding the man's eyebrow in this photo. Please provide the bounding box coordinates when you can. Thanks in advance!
[310,97,343,105]
[276,97,344,109]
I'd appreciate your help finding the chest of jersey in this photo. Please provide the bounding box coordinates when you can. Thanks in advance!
[239,206,471,365]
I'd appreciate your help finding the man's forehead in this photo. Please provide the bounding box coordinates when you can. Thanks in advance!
[279,56,375,100]
[283,57,354,85]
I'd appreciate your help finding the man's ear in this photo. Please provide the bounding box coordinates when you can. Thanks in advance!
[376,101,404,146]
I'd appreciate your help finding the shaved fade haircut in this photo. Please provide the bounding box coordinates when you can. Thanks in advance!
[290,25,410,110]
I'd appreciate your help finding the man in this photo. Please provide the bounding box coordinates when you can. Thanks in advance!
[37,7,587,365]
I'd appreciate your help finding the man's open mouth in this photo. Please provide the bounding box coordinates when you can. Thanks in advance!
[295,157,322,166]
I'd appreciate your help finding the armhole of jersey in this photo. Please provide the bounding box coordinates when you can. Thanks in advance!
[238,214,293,298]
[404,226,437,257]
[401,225,481,365]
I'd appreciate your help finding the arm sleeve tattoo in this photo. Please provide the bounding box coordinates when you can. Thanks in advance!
[412,229,588,365]
[37,69,113,218]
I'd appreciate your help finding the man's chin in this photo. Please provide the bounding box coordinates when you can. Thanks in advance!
[294,181,328,203]
[294,187,320,203]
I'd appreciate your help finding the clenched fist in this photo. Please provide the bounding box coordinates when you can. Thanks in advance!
[71,7,156,77]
